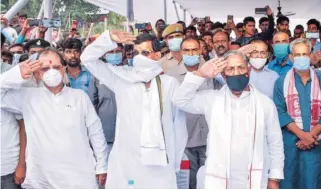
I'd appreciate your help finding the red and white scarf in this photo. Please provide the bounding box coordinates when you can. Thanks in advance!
[283,68,321,138]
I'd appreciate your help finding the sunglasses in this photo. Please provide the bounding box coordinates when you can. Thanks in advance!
[140,50,154,57]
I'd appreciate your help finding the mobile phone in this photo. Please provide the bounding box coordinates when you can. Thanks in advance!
[227,15,233,22]
[306,32,319,39]
[30,53,39,61]
[135,23,146,29]
[198,18,205,23]
[255,8,268,15]
[41,18,61,28]
[28,19,41,27]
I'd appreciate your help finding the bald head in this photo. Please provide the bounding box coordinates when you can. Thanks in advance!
[273,31,290,44]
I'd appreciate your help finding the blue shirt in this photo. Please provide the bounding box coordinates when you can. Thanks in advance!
[268,57,293,76]
[68,67,93,93]
[273,70,321,189]
[273,70,321,131]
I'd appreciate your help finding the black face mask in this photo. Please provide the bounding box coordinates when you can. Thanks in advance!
[226,73,249,92]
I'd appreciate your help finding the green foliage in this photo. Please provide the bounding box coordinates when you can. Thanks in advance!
[107,12,126,29]
[1,0,126,35]
[1,0,41,17]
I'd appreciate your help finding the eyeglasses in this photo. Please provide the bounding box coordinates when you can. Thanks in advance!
[161,49,170,57]
[41,65,63,72]
[140,50,154,57]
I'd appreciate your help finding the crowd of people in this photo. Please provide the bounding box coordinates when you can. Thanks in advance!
[1,5,321,189]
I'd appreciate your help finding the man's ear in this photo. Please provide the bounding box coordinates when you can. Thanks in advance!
[221,71,227,80]
[155,52,161,60]
[310,53,317,65]
[289,54,294,63]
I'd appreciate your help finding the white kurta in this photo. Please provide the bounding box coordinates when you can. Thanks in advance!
[229,91,251,188]
[81,31,187,189]
[172,72,284,189]
[1,63,21,176]
[0,66,108,189]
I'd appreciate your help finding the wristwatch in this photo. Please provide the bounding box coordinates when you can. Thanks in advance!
[269,178,281,182]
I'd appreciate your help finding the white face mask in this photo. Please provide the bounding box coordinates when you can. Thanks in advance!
[249,58,267,70]
[132,54,163,82]
[42,69,63,87]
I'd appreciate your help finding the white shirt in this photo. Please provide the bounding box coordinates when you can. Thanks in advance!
[250,67,279,99]
[172,72,284,188]
[0,66,108,189]
[0,63,21,176]
[81,31,187,189]
[2,27,18,42]
[229,91,251,188]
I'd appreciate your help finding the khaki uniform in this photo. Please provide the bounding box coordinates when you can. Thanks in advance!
[160,52,206,83]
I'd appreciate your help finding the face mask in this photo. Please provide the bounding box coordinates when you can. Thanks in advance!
[105,53,123,65]
[293,56,310,71]
[168,38,183,51]
[249,58,267,70]
[226,73,250,92]
[183,55,200,66]
[132,54,163,82]
[30,53,39,61]
[273,43,289,62]
[42,69,63,87]
[128,58,133,66]
[12,54,22,66]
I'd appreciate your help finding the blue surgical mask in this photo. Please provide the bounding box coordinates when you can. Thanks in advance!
[168,38,183,51]
[12,53,22,66]
[293,56,310,71]
[128,58,133,66]
[273,43,290,62]
[105,53,123,65]
[183,55,200,66]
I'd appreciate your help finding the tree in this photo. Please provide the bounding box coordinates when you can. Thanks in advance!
[1,0,126,37]
[0,0,99,20]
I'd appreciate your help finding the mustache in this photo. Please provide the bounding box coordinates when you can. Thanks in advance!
[68,58,80,63]
[217,45,226,50]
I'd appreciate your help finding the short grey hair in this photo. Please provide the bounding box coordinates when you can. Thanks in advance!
[224,50,248,62]
[290,38,312,53]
